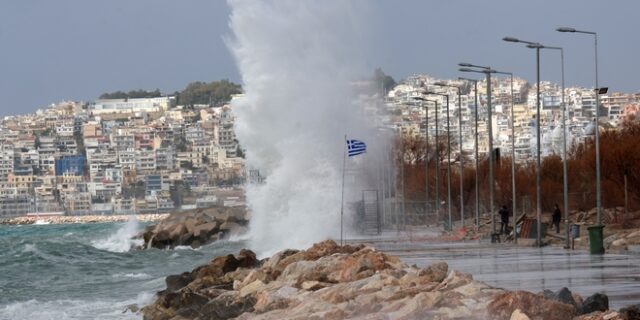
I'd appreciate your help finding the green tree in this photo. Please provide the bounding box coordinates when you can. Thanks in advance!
[178,80,242,107]
[99,89,162,99]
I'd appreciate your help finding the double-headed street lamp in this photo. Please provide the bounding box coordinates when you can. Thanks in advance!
[458,77,480,228]
[458,63,497,234]
[413,97,438,219]
[425,90,453,231]
[434,82,465,228]
[557,27,603,232]
[503,36,567,246]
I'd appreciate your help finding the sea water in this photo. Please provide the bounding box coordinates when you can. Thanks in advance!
[0,221,246,319]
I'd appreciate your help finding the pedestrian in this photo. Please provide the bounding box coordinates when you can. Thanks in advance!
[552,203,561,234]
[499,205,509,235]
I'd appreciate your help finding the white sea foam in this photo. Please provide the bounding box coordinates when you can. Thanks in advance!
[23,243,37,253]
[0,292,155,320]
[227,0,378,256]
[173,245,199,251]
[112,273,152,279]
[91,217,143,253]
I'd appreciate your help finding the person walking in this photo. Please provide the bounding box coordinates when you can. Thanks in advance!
[499,205,509,235]
[552,203,561,234]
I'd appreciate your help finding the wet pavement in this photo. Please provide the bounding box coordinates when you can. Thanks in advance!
[349,232,640,310]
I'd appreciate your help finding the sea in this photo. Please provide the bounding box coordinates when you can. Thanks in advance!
[0,219,247,320]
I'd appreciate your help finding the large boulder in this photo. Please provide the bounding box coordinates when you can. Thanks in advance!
[542,287,580,311]
[487,290,576,320]
[139,206,249,249]
[578,292,609,315]
[619,304,640,320]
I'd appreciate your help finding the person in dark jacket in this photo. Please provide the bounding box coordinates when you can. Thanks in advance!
[499,205,509,235]
[552,203,562,233]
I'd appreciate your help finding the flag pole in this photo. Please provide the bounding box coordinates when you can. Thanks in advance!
[340,135,347,246]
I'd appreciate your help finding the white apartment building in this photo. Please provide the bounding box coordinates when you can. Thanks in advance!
[0,143,15,181]
[90,97,175,115]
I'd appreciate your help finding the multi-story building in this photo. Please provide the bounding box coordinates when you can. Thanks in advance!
[90,96,175,115]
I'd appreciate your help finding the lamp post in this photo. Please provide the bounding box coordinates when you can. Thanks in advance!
[502,37,546,246]
[426,90,452,231]
[459,77,480,228]
[485,70,517,243]
[459,63,496,234]
[557,27,602,228]
[502,37,540,245]
[435,82,465,228]
[413,97,438,219]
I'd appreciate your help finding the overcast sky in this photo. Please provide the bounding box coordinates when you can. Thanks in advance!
[1,0,638,116]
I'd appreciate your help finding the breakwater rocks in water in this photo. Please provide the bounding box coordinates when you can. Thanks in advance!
[0,214,168,225]
[138,207,249,249]
[142,240,628,320]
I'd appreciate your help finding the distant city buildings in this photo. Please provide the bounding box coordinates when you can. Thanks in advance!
[0,97,245,218]
[384,74,640,163]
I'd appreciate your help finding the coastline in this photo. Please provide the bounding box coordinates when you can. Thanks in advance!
[0,214,169,225]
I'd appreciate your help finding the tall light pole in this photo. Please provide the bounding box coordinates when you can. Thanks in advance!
[435,82,465,228]
[491,70,517,243]
[526,43,568,248]
[459,77,480,228]
[557,27,602,229]
[426,91,452,231]
[413,97,437,219]
[502,37,546,246]
[459,63,496,234]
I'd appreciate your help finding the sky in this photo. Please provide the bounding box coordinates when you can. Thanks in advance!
[1,0,639,116]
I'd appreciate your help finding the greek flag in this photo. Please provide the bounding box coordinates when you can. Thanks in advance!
[347,139,366,157]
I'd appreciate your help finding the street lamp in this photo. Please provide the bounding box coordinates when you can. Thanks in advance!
[527,43,568,248]
[435,82,465,228]
[459,63,497,235]
[425,90,452,231]
[413,97,438,219]
[502,37,541,244]
[557,27,603,230]
[459,77,480,228]
[502,36,546,247]
[490,70,518,244]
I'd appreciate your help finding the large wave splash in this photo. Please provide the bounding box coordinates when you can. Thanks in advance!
[91,217,143,253]
[226,0,376,255]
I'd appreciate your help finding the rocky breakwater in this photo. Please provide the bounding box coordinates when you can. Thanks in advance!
[141,240,627,320]
[139,207,249,249]
[0,214,168,225]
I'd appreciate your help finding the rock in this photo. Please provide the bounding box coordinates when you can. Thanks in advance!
[604,234,619,248]
[165,272,194,292]
[168,223,186,240]
[220,221,241,231]
[239,280,265,297]
[542,287,579,310]
[253,285,300,313]
[510,308,531,320]
[192,222,218,238]
[487,291,576,320]
[209,254,241,275]
[610,238,628,251]
[579,292,609,315]
[300,280,330,291]
[573,311,625,320]
[184,218,197,235]
[199,292,256,319]
[626,230,640,239]
[139,207,247,249]
[237,249,259,268]
[619,304,640,320]
[418,261,448,283]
